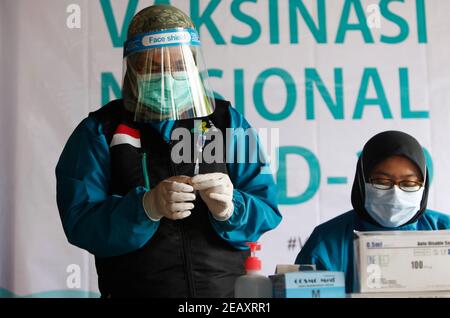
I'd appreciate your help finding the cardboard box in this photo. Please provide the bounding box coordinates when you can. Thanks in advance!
[354,230,450,293]
[270,271,346,298]
[274,264,316,274]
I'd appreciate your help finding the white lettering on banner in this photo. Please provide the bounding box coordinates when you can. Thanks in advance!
[142,31,192,47]
[66,264,81,289]
[366,4,381,29]
[66,4,81,29]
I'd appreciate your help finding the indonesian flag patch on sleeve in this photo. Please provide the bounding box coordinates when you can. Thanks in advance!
[110,124,141,148]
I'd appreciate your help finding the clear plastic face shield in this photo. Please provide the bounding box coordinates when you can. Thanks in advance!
[122,28,216,122]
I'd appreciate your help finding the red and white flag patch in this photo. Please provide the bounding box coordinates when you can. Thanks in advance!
[110,124,141,148]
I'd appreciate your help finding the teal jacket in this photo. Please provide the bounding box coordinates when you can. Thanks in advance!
[295,209,450,293]
[56,106,282,257]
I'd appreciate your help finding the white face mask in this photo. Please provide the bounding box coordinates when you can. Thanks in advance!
[364,184,424,228]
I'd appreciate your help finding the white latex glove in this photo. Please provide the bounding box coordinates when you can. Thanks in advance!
[191,173,234,221]
[143,176,196,221]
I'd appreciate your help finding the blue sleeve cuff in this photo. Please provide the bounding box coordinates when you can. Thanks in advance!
[135,187,161,224]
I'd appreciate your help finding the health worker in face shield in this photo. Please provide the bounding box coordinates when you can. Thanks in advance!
[295,131,450,293]
[56,5,281,298]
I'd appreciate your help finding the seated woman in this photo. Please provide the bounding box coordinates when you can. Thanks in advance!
[295,130,450,293]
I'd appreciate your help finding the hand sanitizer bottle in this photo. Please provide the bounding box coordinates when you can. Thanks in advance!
[234,242,272,298]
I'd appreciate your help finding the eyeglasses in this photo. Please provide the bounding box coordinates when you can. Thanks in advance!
[369,178,424,192]
[128,47,198,76]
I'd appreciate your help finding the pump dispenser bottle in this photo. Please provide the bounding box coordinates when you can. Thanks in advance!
[234,242,272,298]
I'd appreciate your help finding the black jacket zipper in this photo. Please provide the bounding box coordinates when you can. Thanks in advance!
[168,140,196,297]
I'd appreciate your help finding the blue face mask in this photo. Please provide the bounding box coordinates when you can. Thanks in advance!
[364,184,424,228]
[136,72,192,115]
